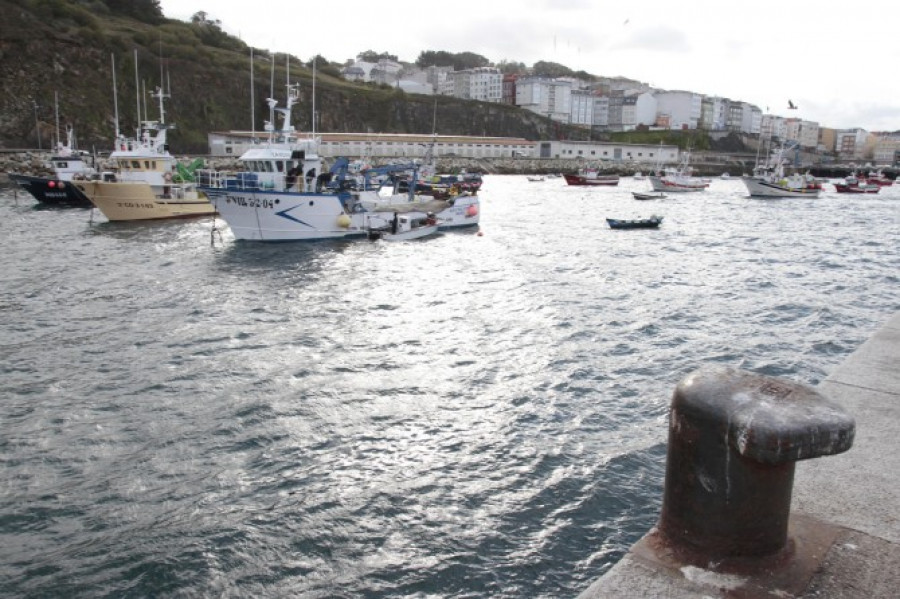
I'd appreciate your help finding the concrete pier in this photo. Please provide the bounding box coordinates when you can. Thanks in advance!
[579,312,900,598]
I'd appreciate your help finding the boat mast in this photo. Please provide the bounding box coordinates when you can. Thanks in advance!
[134,49,140,137]
[250,47,255,138]
[311,55,316,138]
[53,90,59,151]
[111,54,120,139]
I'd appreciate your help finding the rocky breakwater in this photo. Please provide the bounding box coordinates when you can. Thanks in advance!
[0,151,57,184]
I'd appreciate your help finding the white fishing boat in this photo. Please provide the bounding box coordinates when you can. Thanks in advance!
[199,81,479,242]
[648,151,709,192]
[741,143,821,199]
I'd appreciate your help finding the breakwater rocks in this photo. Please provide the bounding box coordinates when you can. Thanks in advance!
[2,150,893,183]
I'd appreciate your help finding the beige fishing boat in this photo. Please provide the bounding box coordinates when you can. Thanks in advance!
[76,86,215,221]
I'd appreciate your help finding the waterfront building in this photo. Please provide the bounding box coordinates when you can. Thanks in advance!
[207,131,535,159]
[873,132,900,165]
[536,139,678,165]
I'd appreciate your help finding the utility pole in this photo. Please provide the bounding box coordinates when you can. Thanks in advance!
[33,100,41,150]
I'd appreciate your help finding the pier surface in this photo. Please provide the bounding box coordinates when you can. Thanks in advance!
[579,312,900,598]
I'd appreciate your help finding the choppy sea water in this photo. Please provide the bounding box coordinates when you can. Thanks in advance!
[1,175,898,598]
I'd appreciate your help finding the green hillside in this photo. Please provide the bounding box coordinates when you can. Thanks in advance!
[0,0,729,154]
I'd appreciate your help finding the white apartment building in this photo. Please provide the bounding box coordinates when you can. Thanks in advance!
[593,96,610,129]
[760,114,788,140]
[726,101,762,135]
[570,89,595,126]
[447,67,502,103]
[699,97,729,131]
[516,77,572,122]
[785,119,819,149]
[655,91,702,130]
[634,92,658,128]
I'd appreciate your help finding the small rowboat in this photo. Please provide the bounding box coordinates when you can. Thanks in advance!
[632,191,667,200]
[606,216,663,229]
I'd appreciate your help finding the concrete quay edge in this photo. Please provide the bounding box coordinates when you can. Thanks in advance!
[578,312,900,598]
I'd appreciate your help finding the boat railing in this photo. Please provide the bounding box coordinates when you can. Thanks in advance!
[195,168,337,194]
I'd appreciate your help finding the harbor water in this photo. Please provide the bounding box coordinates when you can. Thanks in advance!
[1,176,898,598]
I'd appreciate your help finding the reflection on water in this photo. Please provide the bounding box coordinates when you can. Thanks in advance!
[1,177,898,597]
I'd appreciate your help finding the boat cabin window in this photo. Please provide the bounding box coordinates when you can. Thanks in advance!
[276,161,285,173]
[55,161,67,168]
[131,160,141,169]
[144,160,151,169]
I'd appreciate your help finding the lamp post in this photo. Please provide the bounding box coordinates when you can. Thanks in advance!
[33,100,42,150]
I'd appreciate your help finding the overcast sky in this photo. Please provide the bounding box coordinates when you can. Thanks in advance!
[158,0,899,133]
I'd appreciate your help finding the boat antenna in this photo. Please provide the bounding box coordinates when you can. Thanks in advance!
[134,49,140,136]
[111,54,120,138]
[311,55,316,138]
[250,47,255,138]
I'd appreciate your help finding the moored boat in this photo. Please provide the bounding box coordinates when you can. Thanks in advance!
[606,215,663,229]
[741,144,821,199]
[74,87,214,221]
[864,169,893,187]
[632,191,666,200]
[368,212,441,241]
[563,169,619,186]
[834,175,880,194]
[198,86,479,242]
[8,126,95,207]
[648,151,709,193]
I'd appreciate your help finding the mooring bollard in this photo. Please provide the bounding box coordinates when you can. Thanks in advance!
[658,366,855,560]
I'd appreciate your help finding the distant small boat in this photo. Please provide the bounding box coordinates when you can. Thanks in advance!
[632,191,666,200]
[563,170,620,186]
[834,180,880,194]
[527,175,545,182]
[606,216,663,229]
[369,213,441,241]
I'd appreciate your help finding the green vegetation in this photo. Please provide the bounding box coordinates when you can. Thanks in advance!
[0,2,724,154]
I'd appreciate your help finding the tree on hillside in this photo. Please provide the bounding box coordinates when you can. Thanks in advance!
[187,10,245,52]
[416,50,490,70]
[99,0,163,23]
[531,60,574,78]
[497,60,528,75]
[357,50,398,62]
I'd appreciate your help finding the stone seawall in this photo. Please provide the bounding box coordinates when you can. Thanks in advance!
[2,150,892,183]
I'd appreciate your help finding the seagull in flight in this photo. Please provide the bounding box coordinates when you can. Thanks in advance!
[788,100,798,109]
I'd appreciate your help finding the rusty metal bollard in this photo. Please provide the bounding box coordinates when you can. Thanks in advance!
[659,366,855,560]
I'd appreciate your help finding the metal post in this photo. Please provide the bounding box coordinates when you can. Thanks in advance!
[658,366,854,561]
